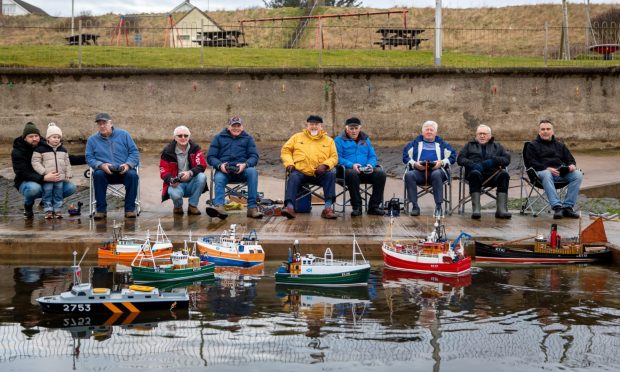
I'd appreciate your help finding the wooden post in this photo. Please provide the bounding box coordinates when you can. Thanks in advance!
[559,0,571,60]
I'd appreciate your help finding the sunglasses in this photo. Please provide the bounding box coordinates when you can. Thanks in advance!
[176,134,189,138]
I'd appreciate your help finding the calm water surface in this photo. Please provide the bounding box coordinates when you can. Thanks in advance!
[1,261,619,372]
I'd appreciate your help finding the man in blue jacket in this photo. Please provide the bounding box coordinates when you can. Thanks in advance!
[206,116,262,219]
[86,112,140,220]
[402,120,456,216]
[335,117,386,216]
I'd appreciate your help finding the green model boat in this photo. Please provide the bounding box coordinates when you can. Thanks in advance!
[274,238,370,287]
[132,234,215,284]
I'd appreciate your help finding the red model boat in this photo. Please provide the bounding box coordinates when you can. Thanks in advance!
[381,217,472,276]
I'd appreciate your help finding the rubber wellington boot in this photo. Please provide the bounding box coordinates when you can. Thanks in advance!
[471,192,481,219]
[495,192,512,219]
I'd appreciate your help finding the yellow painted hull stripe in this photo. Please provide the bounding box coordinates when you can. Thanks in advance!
[104,302,123,314]
[123,311,139,324]
[122,302,140,313]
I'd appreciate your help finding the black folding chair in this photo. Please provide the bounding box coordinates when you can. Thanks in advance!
[285,167,346,214]
[335,165,383,213]
[206,167,248,206]
[455,166,498,215]
[402,163,452,215]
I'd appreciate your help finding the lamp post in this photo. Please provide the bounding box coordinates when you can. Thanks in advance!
[71,0,75,36]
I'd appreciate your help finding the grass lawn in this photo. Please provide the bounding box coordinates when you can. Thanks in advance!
[0,45,617,69]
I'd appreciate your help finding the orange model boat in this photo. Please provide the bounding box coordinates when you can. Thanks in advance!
[98,221,173,262]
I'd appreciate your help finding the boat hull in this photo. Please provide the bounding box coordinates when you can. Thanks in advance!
[197,243,265,267]
[37,298,188,314]
[98,247,172,262]
[131,263,215,284]
[274,266,370,287]
[475,241,613,264]
[382,248,471,275]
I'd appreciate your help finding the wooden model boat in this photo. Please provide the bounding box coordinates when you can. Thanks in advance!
[98,220,173,261]
[382,217,472,276]
[475,217,613,264]
[37,250,188,314]
[274,238,370,287]
[196,224,265,267]
[131,236,215,284]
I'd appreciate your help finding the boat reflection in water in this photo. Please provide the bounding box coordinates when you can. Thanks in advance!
[382,268,472,327]
[203,266,263,319]
[276,285,371,341]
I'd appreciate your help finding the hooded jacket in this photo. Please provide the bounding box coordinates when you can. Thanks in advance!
[334,131,377,169]
[457,137,511,177]
[524,135,576,171]
[31,141,72,181]
[207,128,259,169]
[159,140,208,202]
[281,129,338,176]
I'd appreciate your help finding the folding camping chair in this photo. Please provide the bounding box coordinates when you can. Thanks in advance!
[335,165,384,213]
[519,142,570,217]
[402,163,452,215]
[455,165,499,215]
[284,167,347,214]
[206,167,248,206]
[87,166,141,218]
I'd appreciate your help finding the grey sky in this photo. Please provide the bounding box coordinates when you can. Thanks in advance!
[24,1,619,17]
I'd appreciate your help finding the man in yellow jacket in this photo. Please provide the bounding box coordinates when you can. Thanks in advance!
[281,115,338,219]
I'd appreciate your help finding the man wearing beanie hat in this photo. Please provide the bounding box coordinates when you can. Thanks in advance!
[281,114,338,219]
[86,112,140,220]
[11,122,77,219]
[31,123,73,219]
[335,117,386,216]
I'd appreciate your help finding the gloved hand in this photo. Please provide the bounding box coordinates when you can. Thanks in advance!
[470,163,483,173]
[481,159,496,169]
[315,164,329,176]
[286,165,296,173]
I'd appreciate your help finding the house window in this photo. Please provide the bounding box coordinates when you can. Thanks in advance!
[3,5,17,15]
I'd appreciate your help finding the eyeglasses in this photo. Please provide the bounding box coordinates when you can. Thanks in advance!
[476,132,490,136]
[176,134,189,138]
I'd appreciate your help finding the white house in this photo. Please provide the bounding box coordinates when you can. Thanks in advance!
[0,0,48,16]
[169,6,222,48]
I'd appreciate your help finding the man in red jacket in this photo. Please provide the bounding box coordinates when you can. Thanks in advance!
[160,125,208,215]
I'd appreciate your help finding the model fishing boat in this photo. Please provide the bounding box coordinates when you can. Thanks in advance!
[131,236,215,284]
[382,217,472,276]
[37,250,189,314]
[274,238,370,286]
[98,220,173,261]
[196,224,265,267]
[475,217,613,264]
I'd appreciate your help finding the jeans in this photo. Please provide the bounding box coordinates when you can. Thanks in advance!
[42,182,64,212]
[467,169,510,194]
[93,168,139,213]
[167,172,207,208]
[342,167,386,209]
[536,169,583,209]
[19,180,76,206]
[405,168,447,207]
[213,167,259,208]
[285,169,336,207]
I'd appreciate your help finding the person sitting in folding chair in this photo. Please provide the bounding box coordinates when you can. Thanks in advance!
[86,112,140,220]
[334,116,386,217]
[206,116,263,220]
[524,119,583,219]
[160,125,208,216]
[281,115,339,220]
[403,120,456,216]
[457,124,512,220]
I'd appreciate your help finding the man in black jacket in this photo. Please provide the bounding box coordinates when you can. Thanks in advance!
[524,119,583,219]
[12,122,85,219]
[457,125,512,219]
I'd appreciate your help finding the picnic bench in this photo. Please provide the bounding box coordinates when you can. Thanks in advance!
[375,27,427,50]
[65,33,100,46]
[193,30,246,48]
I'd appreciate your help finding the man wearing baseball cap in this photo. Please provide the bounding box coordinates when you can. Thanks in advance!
[281,114,338,219]
[86,112,140,220]
[206,116,263,219]
[335,117,386,216]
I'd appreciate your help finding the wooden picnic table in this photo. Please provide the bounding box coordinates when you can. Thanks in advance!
[375,27,427,50]
[193,30,246,48]
[65,33,99,46]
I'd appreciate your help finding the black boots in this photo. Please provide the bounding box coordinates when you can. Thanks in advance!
[495,192,512,219]
[471,192,481,219]
[23,204,34,219]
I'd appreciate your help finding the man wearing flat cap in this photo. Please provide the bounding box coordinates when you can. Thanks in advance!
[207,116,262,219]
[524,118,582,219]
[12,121,81,219]
[86,112,140,220]
[281,115,339,219]
[335,117,386,216]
